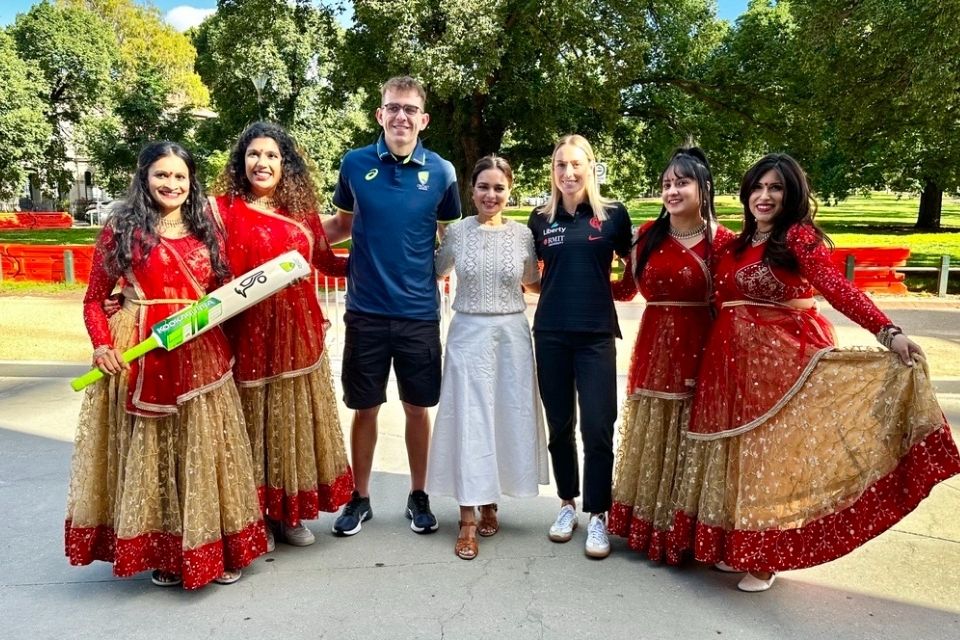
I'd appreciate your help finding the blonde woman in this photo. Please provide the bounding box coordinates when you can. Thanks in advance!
[527,135,632,558]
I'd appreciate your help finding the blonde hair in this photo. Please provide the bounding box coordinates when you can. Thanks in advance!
[380,76,427,105]
[539,134,616,223]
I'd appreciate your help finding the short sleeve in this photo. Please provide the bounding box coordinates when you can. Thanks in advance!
[520,226,541,285]
[435,220,457,277]
[527,209,543,260]
[612,203,632,259]
[436,162,462,223]
[331,156,354,212]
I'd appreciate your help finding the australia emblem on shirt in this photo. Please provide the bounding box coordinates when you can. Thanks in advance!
[417,171,430,191]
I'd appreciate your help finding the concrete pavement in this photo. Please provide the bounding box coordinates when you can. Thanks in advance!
[0,299,959,639]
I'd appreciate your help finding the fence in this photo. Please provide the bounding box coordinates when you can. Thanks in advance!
[841,254,958,297]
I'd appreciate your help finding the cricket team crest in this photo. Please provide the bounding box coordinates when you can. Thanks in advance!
[417,170,430,191]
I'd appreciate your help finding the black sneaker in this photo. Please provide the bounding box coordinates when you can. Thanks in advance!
[332,491,372,536]
[406,490,439,534]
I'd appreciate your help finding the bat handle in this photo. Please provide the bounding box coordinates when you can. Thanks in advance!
[69,335,161,392]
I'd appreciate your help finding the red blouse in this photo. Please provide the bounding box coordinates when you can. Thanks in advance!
[210,195,346,385]
[712,224,891,333]
[83,227,233,417]
[613,223,737,396]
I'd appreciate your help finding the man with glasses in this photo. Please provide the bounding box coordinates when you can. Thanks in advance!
[323,76,461,537]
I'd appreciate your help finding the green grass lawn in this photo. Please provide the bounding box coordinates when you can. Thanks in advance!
[0,228,101,245]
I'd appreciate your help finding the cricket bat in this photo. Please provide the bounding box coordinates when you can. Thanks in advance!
[70,250,311,391]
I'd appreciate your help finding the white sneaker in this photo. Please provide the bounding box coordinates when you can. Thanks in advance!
[548,505,578,542]
[265,525,276,552]
[737,572,777,592]
[281,523,316,547]
[584,514,611,559]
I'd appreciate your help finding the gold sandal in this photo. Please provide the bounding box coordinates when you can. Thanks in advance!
[455,521,478,560]
[478,503,499,537]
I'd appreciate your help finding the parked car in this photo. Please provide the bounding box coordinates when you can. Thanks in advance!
[522,192,549,206]
[85,200,118,226]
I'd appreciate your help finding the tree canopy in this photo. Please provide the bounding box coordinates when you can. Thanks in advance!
[0,30,51,201]
[4,0,957,228]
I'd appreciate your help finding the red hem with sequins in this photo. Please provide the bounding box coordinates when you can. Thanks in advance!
[609,502,684,565]
[65,521,116,565]
[684,425,960,572]
[261,467,354,527]
[65,519,268,589]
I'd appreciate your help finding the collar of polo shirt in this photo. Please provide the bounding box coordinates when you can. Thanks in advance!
[376,134,427,166]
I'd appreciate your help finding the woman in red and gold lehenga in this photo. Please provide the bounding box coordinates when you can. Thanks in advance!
[210,122,352,549]
[608,148,736,563]
[673,153,960,591]
[65,141,267,589]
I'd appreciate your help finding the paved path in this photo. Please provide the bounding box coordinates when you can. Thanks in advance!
[1,298,959,639]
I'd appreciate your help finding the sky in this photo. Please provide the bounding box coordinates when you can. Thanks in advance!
[1,1,751,31]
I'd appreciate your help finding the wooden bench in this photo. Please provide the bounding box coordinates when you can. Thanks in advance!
[829,247,910,295]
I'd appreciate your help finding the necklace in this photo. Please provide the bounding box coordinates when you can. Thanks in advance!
[246,195,275,210]
[668,222,706,239]
[157,217,185,233]
[752,229,773,245]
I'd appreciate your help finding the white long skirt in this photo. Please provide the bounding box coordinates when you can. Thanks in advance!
[427,311,549,505]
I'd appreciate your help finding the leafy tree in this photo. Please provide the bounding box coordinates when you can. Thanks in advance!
[0,31,51,203]
[338,0,726,208]
[11,1,116,200]
[59,0,210,107]
[193,0,363,194]
[81,68,198,195]
[789,0,960,229]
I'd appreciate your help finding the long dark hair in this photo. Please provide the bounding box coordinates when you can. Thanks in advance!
[215,121,319,218]
[733,153,831,269]
[633,146,717,279]
[107,141,230,283]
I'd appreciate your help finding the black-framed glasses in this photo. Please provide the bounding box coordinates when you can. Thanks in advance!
[382,103,423,116]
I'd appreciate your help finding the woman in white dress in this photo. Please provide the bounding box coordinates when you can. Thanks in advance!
[427,155,549,560]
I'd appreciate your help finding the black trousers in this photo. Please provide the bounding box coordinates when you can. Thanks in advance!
[534,330,617,514]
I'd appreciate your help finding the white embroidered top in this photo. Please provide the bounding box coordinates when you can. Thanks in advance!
[435,217,540,314]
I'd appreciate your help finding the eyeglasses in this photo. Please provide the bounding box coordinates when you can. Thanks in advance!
[381,103,423,116]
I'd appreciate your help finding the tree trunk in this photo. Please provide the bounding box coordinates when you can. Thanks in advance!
[915,178,942,230]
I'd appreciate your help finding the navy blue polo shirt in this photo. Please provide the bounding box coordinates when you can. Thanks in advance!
[528,201,632,336]
[333,135,461,320]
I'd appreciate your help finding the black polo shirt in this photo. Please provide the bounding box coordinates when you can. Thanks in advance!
[527,201,632,337]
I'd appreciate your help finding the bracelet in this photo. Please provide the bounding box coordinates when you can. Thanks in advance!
[875,325,903,349]
[92,345,113,359]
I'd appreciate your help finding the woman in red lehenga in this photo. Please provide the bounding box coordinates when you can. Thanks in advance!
[65,141,267,589]
[608,148,736,563]
[672,153,960,591]
[210,122,352,549]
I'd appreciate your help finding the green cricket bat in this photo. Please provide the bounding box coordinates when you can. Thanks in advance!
[70,250,311,391]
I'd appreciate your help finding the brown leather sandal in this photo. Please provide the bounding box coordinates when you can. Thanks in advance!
[455,520,478,560]
[477,503,499,537]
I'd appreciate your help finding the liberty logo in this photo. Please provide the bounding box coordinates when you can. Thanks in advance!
[365,168,378,181]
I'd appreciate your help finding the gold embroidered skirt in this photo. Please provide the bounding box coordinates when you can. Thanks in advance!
[239,351,353,527]
[671,350,960,572]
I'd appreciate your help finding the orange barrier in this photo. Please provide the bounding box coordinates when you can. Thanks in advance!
[0,244,95,283]
[829,247,910,295]
[0,212,73,230]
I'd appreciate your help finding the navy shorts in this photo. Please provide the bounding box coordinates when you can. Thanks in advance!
[341,310,442,410]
